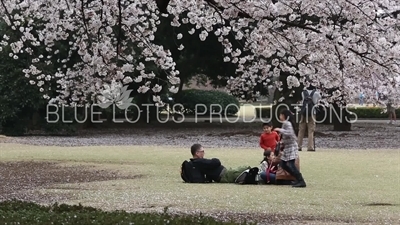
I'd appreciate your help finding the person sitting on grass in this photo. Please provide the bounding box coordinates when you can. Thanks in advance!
[259,122,280,154]
[189,143,227,182]
[259,150,278,184]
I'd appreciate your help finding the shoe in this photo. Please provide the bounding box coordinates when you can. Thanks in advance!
[298,148,302,151]
[291,180,299,185]
[307,149,315,152]
[292,180,306,188]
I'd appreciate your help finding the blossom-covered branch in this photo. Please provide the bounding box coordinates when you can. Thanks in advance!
[160,0,400,104]
[0,0,181,107]
[0,0,399,108]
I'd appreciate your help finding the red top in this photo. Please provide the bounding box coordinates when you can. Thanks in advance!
[260,131,280,152]
[266,161,278,183]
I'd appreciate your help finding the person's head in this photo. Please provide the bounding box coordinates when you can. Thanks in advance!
[279,109,292,121]
[263,150,275,162]
[262,122,273,133]
[279,109,297,131]
[191,143,205,159]
[307,85,316,91]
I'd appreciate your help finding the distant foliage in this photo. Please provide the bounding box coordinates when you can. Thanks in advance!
[0,21,81,136]
[255,106,399,124]
[175,89,240,115]
[0,22,46,135]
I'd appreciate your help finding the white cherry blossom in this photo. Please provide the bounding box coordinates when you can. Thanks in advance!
[0,0,399,106]
[0,0,181,106]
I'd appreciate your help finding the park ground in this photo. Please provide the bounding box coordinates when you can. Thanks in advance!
[0,121,400,224]
[0,143,399,224]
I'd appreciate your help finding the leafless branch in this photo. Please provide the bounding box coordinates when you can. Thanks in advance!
[0,0,15,25]
[117,0,122,57]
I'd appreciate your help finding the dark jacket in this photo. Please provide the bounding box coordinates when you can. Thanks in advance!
[190,158,226,182]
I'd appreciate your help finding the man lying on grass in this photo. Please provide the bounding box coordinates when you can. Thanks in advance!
[182,144,266,184]
[181,143,228,183]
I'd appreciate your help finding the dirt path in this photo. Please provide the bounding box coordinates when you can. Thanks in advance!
[0,161,138,203]
[3,122,400,149]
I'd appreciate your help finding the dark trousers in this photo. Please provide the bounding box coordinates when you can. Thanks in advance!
[260,172,276,184]
[281,159,304,182]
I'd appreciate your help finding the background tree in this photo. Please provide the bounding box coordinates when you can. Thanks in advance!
[158,0,400,103]
[153,13,243,95]
[1,0,399,131]
[0,20,80,134]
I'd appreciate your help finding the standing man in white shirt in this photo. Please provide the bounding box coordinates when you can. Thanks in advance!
[297,86,322,151]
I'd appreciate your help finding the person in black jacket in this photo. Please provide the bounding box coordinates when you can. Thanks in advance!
[189,144,227,182]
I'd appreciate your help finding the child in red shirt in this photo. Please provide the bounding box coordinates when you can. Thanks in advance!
[260,122,280,153]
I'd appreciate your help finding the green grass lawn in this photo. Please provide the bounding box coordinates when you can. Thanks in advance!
[1,143,399,224]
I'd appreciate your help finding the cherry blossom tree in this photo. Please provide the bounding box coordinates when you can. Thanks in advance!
[1,0,399,108]
[0,0,181,107]
[162,0,400,106]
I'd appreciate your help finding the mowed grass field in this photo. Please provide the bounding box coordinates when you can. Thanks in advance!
[1,143,399,224]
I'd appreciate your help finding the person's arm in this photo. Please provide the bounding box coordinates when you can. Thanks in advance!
[197,158,221,169]
[275,122,295,136]
[259,161,268,172]
[275,132,280,142]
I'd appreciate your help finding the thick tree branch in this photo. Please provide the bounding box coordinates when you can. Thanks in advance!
[80,0,89,35]
[279,20,321,33]
[0,0,14,24]
[156,0,171,13]
[348,48,388,68]
[154,0,395,74]
[334,44,344,70]
[117,0,122,57]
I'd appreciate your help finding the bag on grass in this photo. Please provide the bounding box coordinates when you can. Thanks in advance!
[180,160,205,183]
[234,167,259,185]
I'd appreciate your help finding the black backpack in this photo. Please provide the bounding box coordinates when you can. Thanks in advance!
[180,160,206,183]
[234,167,259,185]
[301,90,316,116]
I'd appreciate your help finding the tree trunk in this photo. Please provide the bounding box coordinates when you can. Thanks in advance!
[271,89,283,128]
[271,90,301,134]
[83,106,99,128]
[178,77,185,93]
[29,110,40,130]
[137,93,158,123]
[332,103,352,131]
[271,84,301,135]
[271,72,303,134]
